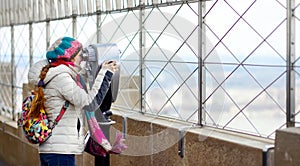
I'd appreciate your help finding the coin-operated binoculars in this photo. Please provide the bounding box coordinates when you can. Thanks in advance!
[82,43,121,166]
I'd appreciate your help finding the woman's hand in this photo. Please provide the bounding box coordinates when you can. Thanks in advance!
[101,61,119,73]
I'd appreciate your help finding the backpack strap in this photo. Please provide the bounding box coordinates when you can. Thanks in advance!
[40,72,72,129]
[51,100,69,129]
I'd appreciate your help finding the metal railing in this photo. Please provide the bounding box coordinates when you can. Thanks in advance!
[0,0,299,139]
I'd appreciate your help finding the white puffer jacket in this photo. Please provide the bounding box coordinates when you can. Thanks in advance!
[28,61,113,154]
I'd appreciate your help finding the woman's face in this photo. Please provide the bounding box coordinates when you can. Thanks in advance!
[72,50,83,66]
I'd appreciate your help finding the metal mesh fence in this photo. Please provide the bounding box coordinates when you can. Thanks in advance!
[0,0,299,139]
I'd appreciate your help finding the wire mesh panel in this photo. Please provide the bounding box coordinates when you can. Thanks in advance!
[204,0,286,137]
[0,0,299,139]
[0,27,12,118]
[203,0,287,138]
[49,19,73,44]
[77,16,97,44]
[32,23,47,64]
[13,25,30,119]
[96,11,142,111]
[140,3,199,121]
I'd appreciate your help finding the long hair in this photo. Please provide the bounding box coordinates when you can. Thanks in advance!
[28,64,51,118]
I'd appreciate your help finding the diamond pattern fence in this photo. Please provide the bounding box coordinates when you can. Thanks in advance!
[0,0,299,139]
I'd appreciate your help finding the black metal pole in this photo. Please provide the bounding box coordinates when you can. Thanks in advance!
[94,124,110,166]
[94,87,113,166]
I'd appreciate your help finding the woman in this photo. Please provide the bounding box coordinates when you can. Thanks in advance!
[28,37,119,166]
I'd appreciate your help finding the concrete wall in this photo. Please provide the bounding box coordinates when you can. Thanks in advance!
[275,127,300,166]
[109,110,273,166]
[0,110,274,166]
[0,116,39,166]
[0,115,96,166]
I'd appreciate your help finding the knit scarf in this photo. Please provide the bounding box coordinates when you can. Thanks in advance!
[50,59,75,67]
[76,74,127,156]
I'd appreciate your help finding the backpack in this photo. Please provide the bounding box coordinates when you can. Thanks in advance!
[18,91,69,144]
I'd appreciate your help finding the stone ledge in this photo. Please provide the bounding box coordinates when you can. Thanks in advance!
[0,115,94,166]
[0,115,17,128]
[110,108,274,166]
[275,127,300,166]
[112,109,274,150]
[0,110,276,166]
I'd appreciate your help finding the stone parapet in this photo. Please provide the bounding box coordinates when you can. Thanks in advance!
[275,127,300,166]
[0,110,275,166]
[110,109,274,166]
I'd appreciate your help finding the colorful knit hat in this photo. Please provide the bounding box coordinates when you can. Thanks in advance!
[46,37,82,61]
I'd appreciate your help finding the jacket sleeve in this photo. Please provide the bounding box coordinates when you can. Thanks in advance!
[55,68,113,111]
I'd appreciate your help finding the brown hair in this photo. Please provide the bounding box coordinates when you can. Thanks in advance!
[28,64,52,118]
[70,45,83,60]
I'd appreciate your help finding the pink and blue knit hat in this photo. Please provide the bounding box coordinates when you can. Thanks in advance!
[46,37,82,61]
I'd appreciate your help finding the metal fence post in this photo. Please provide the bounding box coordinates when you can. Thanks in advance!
[286,0,295,127]
[139,0,145,113]
[73,16,77,38]
[198,1,205,126]
[46,21,50,50]
[97,14,101,43]
[11,25,15,120]
[29,23,33,67]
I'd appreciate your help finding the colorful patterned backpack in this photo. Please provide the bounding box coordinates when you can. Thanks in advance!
[18,92,69,144]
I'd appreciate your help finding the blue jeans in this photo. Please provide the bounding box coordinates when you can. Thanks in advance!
[39,153,75,166]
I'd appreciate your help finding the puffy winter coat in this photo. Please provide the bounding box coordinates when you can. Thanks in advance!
[28,61,113,154]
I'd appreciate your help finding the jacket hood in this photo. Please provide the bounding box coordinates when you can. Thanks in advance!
[28,59,49,85]
[28,59,77,86]
[44,64,77,84]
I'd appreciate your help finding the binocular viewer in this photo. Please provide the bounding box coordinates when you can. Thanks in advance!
[82,43,121,103]
[82,43,121,123]
[82,43,120,65]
